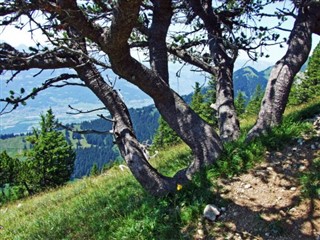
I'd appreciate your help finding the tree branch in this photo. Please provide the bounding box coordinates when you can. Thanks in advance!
[67,105,107,115]
[0,73,78,115]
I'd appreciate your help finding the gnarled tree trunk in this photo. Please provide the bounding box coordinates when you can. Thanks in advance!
[247,4,319,141]
[187,0,240,142]
[0,0,224,196]
[61,0,223,195]
[211,41,240,142]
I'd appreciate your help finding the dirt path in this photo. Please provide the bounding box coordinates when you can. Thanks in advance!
[196,135,320,239]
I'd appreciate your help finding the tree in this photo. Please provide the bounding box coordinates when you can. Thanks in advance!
[247,0,320,140]
[184,0,289,141]
[0,0,319,196]
[234,91,246,117]
[289,41,320,105]
[246,85,264,116]
[0,151,20,195]
[304,40,320,98]
[191,82,205,113]
[90,163,100,176]
[153,117,182,148]
[24,109,75,191]
[0,0,223,196]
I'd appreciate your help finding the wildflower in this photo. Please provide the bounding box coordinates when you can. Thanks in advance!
[177,184,183,191]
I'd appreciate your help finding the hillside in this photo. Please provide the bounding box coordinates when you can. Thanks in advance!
[0,65,270,134]
[0,99,319,239]
[0,104,160,179]
[1,65,272,178]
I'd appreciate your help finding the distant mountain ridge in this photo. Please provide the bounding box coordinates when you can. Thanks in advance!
[1,64,291,178]
[0,65,272,134]
[233,66,271,101]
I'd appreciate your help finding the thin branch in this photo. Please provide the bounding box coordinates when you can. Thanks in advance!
[97,114,115,123]
[67,105,107,115]
[0,73,78,115]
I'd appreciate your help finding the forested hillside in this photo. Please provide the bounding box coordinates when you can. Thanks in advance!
[0,65,270,179]
[71,105,160,178]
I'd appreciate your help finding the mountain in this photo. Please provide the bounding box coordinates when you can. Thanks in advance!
[0,64,206,134]
[233,66,271,101]
[0,63,298,178]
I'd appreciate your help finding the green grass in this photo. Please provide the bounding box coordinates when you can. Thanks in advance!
[300,156,320,198]
[0,136,30,157]
[1,97,319,239]
[0,146,201,240]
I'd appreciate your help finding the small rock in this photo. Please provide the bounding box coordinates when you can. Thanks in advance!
[299,165,306,171]
[275,152,282,157]
[244,184,252,189]
[233,212,238,216]
[267,167,273,171]
[203,204,220,221]
[289,207,296,212]
[311,144,316,150]
[265,232,270,237]
[220,207,226,212]
[197,229,204,236]
[287,152,293,157]
[292,147,298,152]
[290,187,297,191]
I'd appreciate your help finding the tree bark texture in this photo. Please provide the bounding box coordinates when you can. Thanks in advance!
[149,0,172,83]
[59,0,224,189]
[247,5,318,140]
[187,0,240,142]
[0,0,224,195]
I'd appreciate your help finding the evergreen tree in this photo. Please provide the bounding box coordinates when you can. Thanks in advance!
[305,41,320,97]
[191,80,217,126]
[202,78,218,126]
[289,41,320,105]
[191,82,205,112]
[25,109,75,191]
[90,163,100,176]
[152,117,181,148]
[235,91,246,117]
[246,84,264,116]
[0,151,20,192]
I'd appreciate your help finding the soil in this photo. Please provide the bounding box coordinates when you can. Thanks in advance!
[195,120,320,239]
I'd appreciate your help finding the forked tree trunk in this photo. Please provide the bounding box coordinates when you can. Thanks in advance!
[210,40,240,142]
[5,0,224,196]
[187,0,240,142]
[75,59,222,196]
[247,6,315,141]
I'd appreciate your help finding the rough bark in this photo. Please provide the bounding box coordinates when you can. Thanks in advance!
[187,0,240,142]
[208,33,240,142]
[149,0,172,83]
[247,5,318,141]
[59,0,223,174]
[0,0,224,195]
[75,61,181,196]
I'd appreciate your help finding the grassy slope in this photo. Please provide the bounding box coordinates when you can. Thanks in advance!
[0,128,91,158]
[0,98,319,240]
[0,145,193,240]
